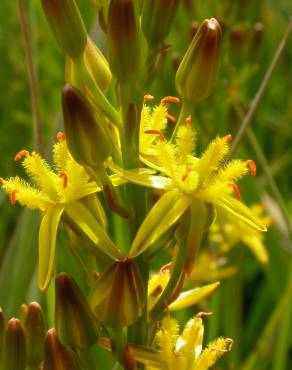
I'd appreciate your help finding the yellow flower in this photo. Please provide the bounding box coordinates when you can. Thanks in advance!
[0,134,123,291]
[209,204,272,264]
[131,313,232,370]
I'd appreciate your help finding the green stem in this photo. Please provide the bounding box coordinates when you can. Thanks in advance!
[170,101,194,141]
[109,328,125,366]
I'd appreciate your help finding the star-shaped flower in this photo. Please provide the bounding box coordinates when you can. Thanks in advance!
[1,133,123,291]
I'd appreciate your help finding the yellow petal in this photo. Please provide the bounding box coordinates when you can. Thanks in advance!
[216,195,267,232]
[65,201,123,260]
[169,282,220,311]
[129,190,193,257]
[38,205,64,291]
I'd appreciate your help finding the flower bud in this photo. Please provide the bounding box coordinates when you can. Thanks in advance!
[107,0,141,81]
[65,37,112,93]
[44,328,82,370]
[23,302,46,367]
[141,0,180,47]
[175,18,222,103]
[41,0,87,58]
[55,272,99,349]
[89,259,145,328]
[62,85,112,168]
[2,318,26,370]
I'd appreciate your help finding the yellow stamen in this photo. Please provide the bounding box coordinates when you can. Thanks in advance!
[59,172,68,189]
[144,130,165,141]
[57,131,66,142]
[185,115,192,125]
[160,262,172,273]
[245,160,256,176]
[10,189,18,205]
[14,150,30,161]
[223,134,232,142]
[181,164,192,181]
[166,113,176,123]
[144,94,155,102]
[196,311,213,318]
[229,182,241,200]
[160,96,180,105]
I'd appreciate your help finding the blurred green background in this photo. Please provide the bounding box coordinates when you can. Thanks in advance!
[0,0,292,369]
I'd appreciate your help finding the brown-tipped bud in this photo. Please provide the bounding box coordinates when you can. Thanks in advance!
[24,302,46,367]
[89,259,145,328]
[107,0,141,81]
[62,85,112,168]
[175,18,222,103]
[41,0,87,58]
[65,37,112,93]
[55,273,99,349]
[44,328,82,370]
[2,318,26,370]
[141,0,180,47]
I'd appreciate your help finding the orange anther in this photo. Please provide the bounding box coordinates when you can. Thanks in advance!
[144,130,165,141]
[59,172,68,189]
[245,160,256,176]
[223,134,232,142]
[14,150,30,161]
[229,182,241,200]
[10,190,18,205]
[166,113,176,123]
[181,164,192,181]
[160,96,180,105]
[0,177,4,184]
[196,311,213,318]
[160,262,172,273]
[57,131,65,142]
[225,338,234,351]
[143,94,155,102]
[185,115,192,125]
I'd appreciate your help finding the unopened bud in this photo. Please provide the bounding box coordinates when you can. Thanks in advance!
[41,0,87,58]
[44,328,81,370]
[62,85,112,168]
[176,18,222,103]
[89,259,145,328]
[23,302,46,367]
[2,318,26,370]
[55,273,99,349]
[107,0,141,81]
[65,37,112,93]
[141,0,180,47]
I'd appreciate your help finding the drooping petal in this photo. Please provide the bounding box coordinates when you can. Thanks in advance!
[65,201,124,260]
[129,190,193,257]
[215,195,267,232]
[169,282,220,311]
[38,205,64,291]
